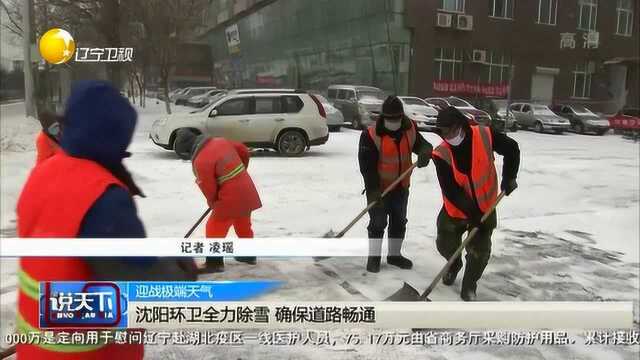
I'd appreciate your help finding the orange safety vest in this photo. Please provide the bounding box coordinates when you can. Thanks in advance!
[367,121,417,189]
[432,125,498,219]
[16,152,143,359]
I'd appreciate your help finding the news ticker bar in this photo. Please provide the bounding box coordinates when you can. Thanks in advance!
[2,238,371,257]
[37,281,634,329]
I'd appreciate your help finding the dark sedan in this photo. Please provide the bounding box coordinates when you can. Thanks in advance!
[551,104,610,135]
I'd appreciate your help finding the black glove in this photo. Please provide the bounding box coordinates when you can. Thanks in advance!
[501,178,518,196]
[366,189,382,206]
[416,149,431,168]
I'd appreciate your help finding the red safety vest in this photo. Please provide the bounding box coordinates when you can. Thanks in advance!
[16,152,143,359]
[432,125,498,219]
[192,138,262,219]
[367,121,417,189]
[35,131,59,165]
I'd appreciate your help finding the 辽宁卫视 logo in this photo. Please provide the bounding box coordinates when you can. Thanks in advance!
[40,282,127,328]
[38,28,134,65]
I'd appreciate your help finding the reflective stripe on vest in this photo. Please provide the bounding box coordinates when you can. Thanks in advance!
[368,122,417,189]
[18,270,39,301]
[432,125,498,219]
[16,313,107,353]
[218,163,245,184]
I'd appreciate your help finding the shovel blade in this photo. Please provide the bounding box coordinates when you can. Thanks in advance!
[385,282,425,301]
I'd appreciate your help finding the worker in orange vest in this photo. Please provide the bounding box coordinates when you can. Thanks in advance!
[35,112,62,164]
[358,96,433,273]
[16,81,195,359]
[188,134,262,273]
[432,106,520,301]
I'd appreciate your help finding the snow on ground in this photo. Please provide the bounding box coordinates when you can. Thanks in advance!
[1,99,639,359]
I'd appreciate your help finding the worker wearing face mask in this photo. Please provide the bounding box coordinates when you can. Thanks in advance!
[432,106,520,301]
[358,95,433,273]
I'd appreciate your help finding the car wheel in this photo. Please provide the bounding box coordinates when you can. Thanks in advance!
[535,122,544,133]
[277,130,307,157]
[173,129,199,160]
[596,129,608,136]
[573,123,585,134]
[555,129,564,134]
[329,125,341,132]
[510,123,518,132]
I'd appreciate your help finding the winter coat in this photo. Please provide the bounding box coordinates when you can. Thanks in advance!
[192,137,262,219]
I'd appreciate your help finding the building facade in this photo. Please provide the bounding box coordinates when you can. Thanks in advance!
[204,0,639,112]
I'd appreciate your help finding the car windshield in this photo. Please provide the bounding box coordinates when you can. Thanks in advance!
[448,97,473,107]
[571,105,595,115]
[533,105,556,115]
[402,98,428,106]
[357,89,384,101]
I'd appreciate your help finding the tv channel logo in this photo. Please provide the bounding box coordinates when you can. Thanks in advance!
[39,282,128,328]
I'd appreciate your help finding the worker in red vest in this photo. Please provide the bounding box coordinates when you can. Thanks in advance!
[432,106,520,301]
[16,81,195,359]
[35,112,62,164]
[189,134,262,273]
[358,96,433,273]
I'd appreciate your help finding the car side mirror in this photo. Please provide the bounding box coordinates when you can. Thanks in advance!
[209,109,218,117]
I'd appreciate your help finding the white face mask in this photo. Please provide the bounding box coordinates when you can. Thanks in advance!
[445,128,465,146]
[384,120,402,131]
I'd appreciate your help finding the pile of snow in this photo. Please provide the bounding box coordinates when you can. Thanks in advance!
[0,116,39,152]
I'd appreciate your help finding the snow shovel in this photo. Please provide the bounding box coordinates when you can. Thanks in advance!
[386,191,505,301]
[184,208,211,238]
[313,163,418,261]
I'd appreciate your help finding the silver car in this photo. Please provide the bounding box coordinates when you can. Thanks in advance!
[398,96,438,129]
[313,94,346,132]
[510,103,570,134]
[327,85,385,129]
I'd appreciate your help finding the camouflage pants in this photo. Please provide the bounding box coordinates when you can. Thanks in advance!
[435,207,497,291]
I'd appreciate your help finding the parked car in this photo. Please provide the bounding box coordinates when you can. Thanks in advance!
[150,90,329,157]
[468,98,518,132]
[173,87,217,106]
[510,103,570,134]
[424,96,492,126]
[398,96,438,129]
[608,107,640,138]
[311,93,346,132]
[186,89,227,108]
[327,85,385,129]
[550,104,610,135]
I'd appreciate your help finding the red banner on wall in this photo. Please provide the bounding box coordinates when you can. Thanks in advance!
[433,80,510,98]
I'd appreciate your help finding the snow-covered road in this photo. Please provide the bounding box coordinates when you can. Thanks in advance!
[1,99,638,359]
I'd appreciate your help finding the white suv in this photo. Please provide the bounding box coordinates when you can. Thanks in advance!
[150,90,329,157]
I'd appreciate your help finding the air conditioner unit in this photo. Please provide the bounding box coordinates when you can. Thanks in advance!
[436,13,453,28]
[457,15,474,31]
[472,49,487,63]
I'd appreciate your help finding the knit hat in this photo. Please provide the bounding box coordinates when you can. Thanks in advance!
[381,96,404,118]
[436,106,468,128]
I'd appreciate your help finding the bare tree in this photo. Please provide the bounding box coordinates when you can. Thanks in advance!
[129,0,208,114]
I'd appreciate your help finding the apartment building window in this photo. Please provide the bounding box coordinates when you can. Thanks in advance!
[578,0,598,31]
[572,63,592,98]
[616,0,634,36]
[481,52,512,83]
[537,0,558,25]
[490,0,514,19]
[433,48,463,80]
[439,0,465,13]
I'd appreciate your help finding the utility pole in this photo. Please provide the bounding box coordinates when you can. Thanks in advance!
[22,0,36,117]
